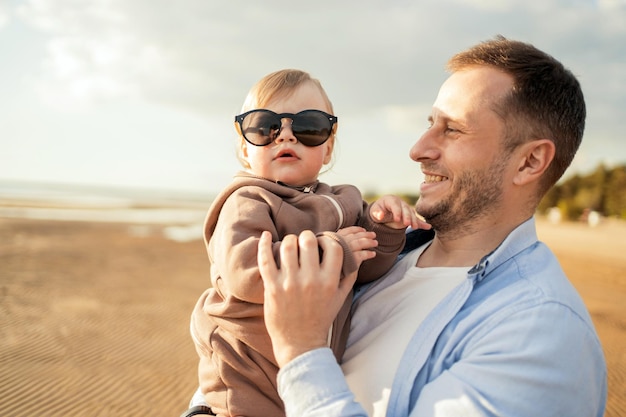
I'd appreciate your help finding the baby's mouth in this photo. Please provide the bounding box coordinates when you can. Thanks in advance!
[276,150,297,159]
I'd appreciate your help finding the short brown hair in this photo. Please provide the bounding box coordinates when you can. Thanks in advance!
[448,35,585,196]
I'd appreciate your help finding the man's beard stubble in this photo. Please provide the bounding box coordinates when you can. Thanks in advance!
[416,158,507,237]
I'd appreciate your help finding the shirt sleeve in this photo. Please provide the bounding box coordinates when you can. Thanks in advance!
[277,348,368,417]
[356,206,407,283]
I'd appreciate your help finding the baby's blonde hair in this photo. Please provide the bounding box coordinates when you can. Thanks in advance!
[241,69,334,113]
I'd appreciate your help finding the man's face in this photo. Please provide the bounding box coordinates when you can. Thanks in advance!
[409,66,515,235]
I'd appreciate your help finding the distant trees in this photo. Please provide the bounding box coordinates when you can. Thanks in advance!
[363,191,421,207]
[539,164,626,220]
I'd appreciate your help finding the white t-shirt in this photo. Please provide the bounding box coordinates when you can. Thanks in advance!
[342,245,467,417]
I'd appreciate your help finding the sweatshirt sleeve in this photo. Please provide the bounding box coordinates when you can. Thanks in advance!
[356,206,407,283]
[208,187,281,304]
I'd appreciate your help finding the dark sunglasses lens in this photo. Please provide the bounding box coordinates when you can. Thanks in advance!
[291,112,331,146]
[241,111,281,145]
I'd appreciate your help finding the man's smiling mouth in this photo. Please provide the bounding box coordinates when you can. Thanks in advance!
[425,174,448,183]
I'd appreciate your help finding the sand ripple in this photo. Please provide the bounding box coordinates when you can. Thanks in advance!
[1,217,624,416]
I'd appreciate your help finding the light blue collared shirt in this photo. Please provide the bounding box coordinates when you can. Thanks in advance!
[276,217,607,416]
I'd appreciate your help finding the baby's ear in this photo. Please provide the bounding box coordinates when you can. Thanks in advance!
[513,139,555,186]
[323,136,335,165]
[238,137,251,169]
[240,139,249,158]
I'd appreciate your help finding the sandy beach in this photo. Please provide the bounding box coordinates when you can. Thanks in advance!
[1,207,624,416]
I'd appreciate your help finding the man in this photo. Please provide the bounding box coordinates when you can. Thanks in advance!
[257,36,607,417]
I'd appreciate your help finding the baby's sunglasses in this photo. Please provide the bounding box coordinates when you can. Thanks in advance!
[235,109,338,147]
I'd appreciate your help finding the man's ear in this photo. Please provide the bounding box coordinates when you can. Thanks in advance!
[512,139,555,186]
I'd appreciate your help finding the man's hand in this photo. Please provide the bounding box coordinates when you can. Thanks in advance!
[257,230,358,367]
[370,194,431,230]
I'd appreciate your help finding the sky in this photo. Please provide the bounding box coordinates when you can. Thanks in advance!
[1,0,625,198]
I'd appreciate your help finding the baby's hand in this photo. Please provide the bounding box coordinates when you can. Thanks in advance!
[336,226,378,268]
[369,195,431,230]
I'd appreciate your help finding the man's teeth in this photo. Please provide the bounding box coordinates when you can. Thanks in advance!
[425,175,447,183]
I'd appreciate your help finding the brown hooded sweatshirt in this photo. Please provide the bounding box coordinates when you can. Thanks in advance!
[190,171,406,417]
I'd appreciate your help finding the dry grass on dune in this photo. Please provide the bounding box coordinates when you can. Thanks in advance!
[0,216,624,416]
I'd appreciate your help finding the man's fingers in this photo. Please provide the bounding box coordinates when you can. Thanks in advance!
[297,230,322,273]
[316,233,358,289]
[257,231,278,285]
[279,233,301,277]
[316,233,342,268]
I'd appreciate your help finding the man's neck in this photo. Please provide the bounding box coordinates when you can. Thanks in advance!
[416,217,524,268]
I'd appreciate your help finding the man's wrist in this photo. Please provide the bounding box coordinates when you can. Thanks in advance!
[274,341,328,368]
[277,348,351,415]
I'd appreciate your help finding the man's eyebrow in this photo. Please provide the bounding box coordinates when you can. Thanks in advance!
[427,108,443,122]
[428,110,451,124]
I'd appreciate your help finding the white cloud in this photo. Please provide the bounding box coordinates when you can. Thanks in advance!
[17,0,161,107]
[15,0,625,119]
[598,0,626,9]
[0,0,10,28]
[383,105,432,135]
[447,0,520,12]
[3,0,625,193]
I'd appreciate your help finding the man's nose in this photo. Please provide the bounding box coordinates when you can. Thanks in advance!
[409,129,437,162]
